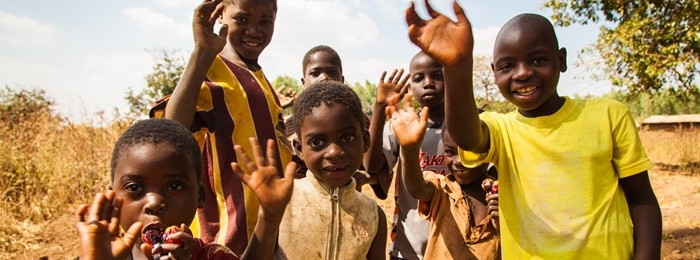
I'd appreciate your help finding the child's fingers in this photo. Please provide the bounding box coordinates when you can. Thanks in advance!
[88,192,106,222]
[386,93,402,106]
[231,162,250,184]
[392,69,405,85]
[218,24,228,39]
[233,144,255,173]
[387,69,398,83]
[283,161,298,183]
[108,197,122,234]
[418,107,430,127]
[74,204,89,224]
[265,139,279,171]
[405,2,423,27]
[248,137,266,166]
[398,73,411,91]
[379,71,387,84]
[424,0,439,19]
[452,0,470,25]
[123,222,143,249]
[140,243,154,259]
[209,0,225,24]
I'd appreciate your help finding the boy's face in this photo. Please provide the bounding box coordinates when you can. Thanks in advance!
[219,0,276,61]
[409,54,445,108]
[301,52,344,89]
[295,103,368,187]
[112,143,204,244]
[443,130,487,184]
[491,27,567,116]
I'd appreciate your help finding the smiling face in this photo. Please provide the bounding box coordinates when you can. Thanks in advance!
[443,129,488,185]
[295,103,368,187]
[492,15,567,117]
[219,0,276,61]
[409,53,445,108]
[301,51,344,89]
[112,143,203,246]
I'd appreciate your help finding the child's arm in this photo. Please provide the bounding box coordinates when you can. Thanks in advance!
[386,95,435,201]
[366,208,387,260]
[405,0,489,154]
[165,0,228,128]
[231,137,296,260]
[74,191,142,260]
[364,69,409,173]
[619,171,662,259]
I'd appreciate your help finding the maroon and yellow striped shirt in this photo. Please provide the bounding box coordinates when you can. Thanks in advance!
[151,56,293,255]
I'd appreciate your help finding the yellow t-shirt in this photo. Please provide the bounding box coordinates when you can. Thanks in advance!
[460,97,652,259]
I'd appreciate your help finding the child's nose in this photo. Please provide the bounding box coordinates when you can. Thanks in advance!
[513,64,534,80]
[422,78,435,88]
[324,143,344,160]
[144,192,168,215]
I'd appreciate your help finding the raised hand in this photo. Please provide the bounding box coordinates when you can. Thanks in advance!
[376,69,410,106]
[405,0,474,66]
[487,193,500,231]
[386,95,429,149]
[231,138,296,222]
[276,85,298,109]
[193,0,227,53]
[74,191,142,260]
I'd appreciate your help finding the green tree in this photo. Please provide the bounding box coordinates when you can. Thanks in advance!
[351,80,378,116]
[543,0,700,96]
[0,86,56,126]
[125,48,185,116]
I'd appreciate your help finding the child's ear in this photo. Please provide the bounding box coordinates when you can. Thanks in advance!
[341,75,345,83]
[490,62,496,73]
[293,138,303,158]
[197,185,205,208]
[558,47,568,73]
[300,77,305,86]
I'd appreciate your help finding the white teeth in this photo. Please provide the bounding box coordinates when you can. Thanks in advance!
[244,42,260,47]
[515,86,537,95]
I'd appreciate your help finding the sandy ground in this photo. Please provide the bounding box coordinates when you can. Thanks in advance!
[4,166,699,259]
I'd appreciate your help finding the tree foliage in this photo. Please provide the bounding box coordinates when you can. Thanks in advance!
[543,0,700,96]
[0,86,56,126]
[125,49,185,116]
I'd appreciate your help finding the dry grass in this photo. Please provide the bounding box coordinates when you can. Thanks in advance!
[1,110,699,259]
[0,110,132,257]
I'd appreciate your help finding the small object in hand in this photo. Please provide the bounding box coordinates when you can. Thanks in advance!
[163,226,185,247]
[481,178,498,194]
[142,225,183,247]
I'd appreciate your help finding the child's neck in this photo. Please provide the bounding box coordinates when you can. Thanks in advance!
[220,46,262,71]
[426,104,445,124]
[519,94,565,118]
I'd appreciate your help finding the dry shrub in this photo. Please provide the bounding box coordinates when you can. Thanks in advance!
[0,105,133,254]
[639,126,700,174]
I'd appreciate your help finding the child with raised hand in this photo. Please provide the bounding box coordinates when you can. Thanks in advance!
[149,0,294,254]
[74,118,295,259]
[235,81,387,259]
[363,53,446,260]
[405,0,662,258]
[386,96,500,259]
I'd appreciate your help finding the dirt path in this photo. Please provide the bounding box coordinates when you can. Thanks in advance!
[4,166,699,259]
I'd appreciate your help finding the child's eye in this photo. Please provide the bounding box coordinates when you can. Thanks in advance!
[498,63,514,72]
[308,139,324,148]
[168,183,184,191]
[310,71,320,77]
[234,17,247,23]
[261,20,272,25]
[412,74,424,83]
[341,134,356,143]
[533,57,548,65]
[431,71,444,81]
[124,183,142,192]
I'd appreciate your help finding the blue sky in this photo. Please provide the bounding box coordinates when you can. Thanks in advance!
[0,0,611,121]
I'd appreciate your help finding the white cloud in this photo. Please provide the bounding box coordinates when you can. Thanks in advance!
[122,7,190,41]
[275,0,381,50]
[0,9,57,47]
[344,58,407,85]
[152,0,194,8]
[473,25,500,56]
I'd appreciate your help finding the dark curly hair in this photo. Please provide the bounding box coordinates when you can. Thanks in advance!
[292,81,363,137]
[301,45,342,75]
[110,118,201,182]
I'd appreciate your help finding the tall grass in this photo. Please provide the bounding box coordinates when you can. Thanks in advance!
[0,108,132,254]
[638,127,700,173]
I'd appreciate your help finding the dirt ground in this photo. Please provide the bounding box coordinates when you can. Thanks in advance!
[4,165,699,259]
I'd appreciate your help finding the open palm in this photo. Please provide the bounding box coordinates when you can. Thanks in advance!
[75,191,142,260]
[231,138,295,221]
[193,0,227,53]
[386,96,429,149]
[405,0,474,66]
[376,69,410,105]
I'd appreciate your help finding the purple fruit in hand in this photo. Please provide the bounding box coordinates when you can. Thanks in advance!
[142,229,163,246]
